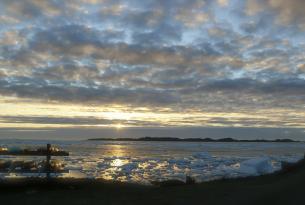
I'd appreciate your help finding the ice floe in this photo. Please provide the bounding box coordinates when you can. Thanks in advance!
[1,140,305,184]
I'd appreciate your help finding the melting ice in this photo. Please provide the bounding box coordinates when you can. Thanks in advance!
[1,140,304,184]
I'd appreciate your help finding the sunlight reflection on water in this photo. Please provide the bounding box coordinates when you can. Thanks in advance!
[1,140,305,184]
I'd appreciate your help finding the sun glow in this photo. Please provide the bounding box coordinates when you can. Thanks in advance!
[1,96,305,129]
[114,124,124,129]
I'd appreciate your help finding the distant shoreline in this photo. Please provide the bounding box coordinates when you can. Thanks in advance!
[88,137,300,143]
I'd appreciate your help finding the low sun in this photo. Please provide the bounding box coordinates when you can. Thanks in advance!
[114,124,124,130]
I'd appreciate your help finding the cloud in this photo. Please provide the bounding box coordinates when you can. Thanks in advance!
[0,20,304,111]
[1,0,62,19]
[218,0,229,7]
[1,0,305,129]
[196,78,305,95]
[246,0,305,28]
[0,115,161,127]
[0,70,6,78]
[240,21,263,33]
[0,77,180,106]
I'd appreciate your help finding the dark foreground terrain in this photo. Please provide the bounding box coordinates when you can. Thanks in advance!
[0,159,305,205]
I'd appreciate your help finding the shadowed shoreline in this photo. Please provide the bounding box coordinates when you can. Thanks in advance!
[0,157,305,205]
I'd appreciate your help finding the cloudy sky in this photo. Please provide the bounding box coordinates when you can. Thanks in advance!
[0,0,305,139]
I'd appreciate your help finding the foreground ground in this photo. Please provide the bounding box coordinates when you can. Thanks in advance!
[0,160,305,205]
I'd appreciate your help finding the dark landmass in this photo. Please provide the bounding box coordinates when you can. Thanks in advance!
[88,136,299,143]
[1,157,305,205]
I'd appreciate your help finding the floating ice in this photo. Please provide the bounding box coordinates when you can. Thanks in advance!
[238,157,273,175]
[1,139,305,184]
[192,152,211,159]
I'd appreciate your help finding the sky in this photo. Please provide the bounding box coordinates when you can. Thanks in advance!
[0,0,305,140]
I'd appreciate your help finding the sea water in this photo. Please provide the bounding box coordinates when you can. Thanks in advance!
[1,139,305,184]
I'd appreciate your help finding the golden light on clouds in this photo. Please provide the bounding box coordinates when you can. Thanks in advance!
[1,0,305,136]
[1,96,305,129]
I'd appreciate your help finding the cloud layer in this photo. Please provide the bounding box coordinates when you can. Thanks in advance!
[0,0,305,128]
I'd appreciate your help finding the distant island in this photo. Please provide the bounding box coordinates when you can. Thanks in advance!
[88,137,299,143]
